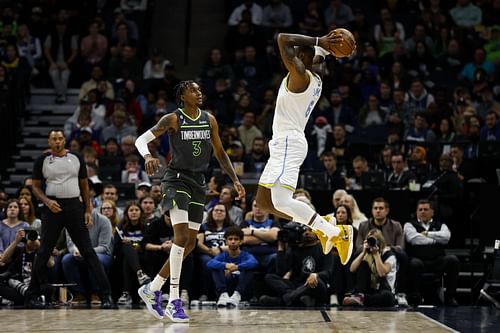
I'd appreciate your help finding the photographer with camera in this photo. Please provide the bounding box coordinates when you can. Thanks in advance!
[1,199,29,261]
[0,228,53,306]
[343,229,397,307]
[260,222,333,307]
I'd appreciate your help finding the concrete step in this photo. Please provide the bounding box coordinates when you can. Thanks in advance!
[32,88,80,95]
[31,94,79,105]
[20,137,49,146]
[26,115,68,126]
[27,104,75,115]
[9,174,30,183]
[15,161,35,170]
[22,126,54,136]
[18,149,43,158]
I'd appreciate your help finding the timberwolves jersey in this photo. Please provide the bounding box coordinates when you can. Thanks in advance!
[272,70,322,136]
[168,108,212,172]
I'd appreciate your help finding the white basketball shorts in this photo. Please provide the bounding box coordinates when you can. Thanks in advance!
[258,133,307,191]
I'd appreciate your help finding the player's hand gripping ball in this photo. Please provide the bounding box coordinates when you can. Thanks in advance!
[326,28,356,58]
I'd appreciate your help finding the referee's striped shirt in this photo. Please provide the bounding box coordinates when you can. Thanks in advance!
[32,151,87,198]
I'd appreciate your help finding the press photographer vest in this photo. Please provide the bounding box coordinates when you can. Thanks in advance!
[406,220,446,260]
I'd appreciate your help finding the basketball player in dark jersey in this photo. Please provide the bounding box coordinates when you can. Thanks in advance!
[135,80,245,322]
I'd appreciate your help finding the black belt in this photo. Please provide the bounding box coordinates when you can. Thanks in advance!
[47,196,80,201]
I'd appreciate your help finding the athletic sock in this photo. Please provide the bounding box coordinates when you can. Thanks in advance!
[310,214,340,238]
[169,244,185,301]
[150,275,167,292]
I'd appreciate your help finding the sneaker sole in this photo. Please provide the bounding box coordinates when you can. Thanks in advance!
[164,313,190,323]
[138,286,164,320]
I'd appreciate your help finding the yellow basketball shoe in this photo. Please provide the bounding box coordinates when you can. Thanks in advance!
[332,225,353,265]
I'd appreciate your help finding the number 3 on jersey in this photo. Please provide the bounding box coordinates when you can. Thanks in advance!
[192,141,202,157]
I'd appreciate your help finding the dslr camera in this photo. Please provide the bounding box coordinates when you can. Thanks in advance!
[277,222,307,246]
[366,236,378,251]
[21,227,39,243]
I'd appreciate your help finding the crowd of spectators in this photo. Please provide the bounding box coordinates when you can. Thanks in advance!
[1,0,500,308]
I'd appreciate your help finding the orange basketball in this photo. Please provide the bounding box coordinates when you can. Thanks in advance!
[330,28,356,58]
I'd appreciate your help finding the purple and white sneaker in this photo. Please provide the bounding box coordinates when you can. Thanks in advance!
[165,298,189,323]
[138,283,164,320]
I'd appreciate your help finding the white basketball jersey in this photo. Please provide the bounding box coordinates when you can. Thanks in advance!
[272,70,322,136]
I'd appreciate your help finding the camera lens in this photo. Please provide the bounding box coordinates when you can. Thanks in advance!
[367,236,377,247]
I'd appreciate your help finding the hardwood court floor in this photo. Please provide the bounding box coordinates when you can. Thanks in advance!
[0,308,457,333]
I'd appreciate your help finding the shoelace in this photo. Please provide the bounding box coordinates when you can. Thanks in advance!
[173,300,185,313]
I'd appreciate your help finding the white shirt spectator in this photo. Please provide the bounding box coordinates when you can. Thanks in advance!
[228,2,263,26]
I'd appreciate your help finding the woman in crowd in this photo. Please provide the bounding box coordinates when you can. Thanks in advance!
[343,229,397,307]
[0,199,29,256]
[340,194,367,229]
[114,202,150,305]
[18,197,41,232]
[330,204,357,305]
[196,203,233,301]
[100,200,120,234]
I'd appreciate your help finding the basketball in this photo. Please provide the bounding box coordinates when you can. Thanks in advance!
[330,28,356,58]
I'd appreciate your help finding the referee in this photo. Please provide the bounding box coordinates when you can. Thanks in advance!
[27,129,113,308]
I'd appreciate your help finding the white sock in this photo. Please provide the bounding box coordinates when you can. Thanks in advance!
[311,215,340,238]
[169,244,184,301]
[150,275,167,292]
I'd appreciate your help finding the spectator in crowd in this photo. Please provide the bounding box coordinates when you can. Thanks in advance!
[199,48,234,95]
[135,182,152,201]
[214,185,243,227]
[309,116,332,157]
[480,111,500,141]
[321,151,346,191]
[80,65,114,100]
[386,152,413,190]
[121,154,150,185]
[241,200,280,273]
[404,23,433,54]
[460,47,495,82]
[18,197,41,233]
[80,20,108,72]
[330,204,356,305]
[449,0,482,28]
[101,110,138,144]
[143,51,171,80]
[340,194,367,229]
[0,229,50,306]
[109,44,142,84]
[238,111,263,154]
[16,24,42,74]
[378,146,393,179]
[260,222,333,307]
[438,118,456,148]
[404,200,459,306]
[64,97,106,139]
[208,227,258,307]
[139,194,156,222]
[115,202,151,305]
[405,113,437,142]
[0,199,29,257]
[44,19,78,104]
[228,1,263,26]
[347,156,369,190]
[343,229,397,307]
[324,0,354,28]
[408,146,434,184]
[143,213,193,306]
[62,208,113,304]
[328,189,348,217]
[358,94,387,128]
[100,199,121,234]
[324,124,350,163]
[433,153,464,223]
[321,89,355,128]
[110,21,137,59]
[297,0,324,36]
[408,41,436,78]
[243,137,269,173]
[261,0,293,30]
[196,203,233,301]
[120,135,139,158]
[405,80,435,124]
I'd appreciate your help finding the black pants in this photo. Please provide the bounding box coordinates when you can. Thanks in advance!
[265,273,328,305]
[407,255,459,298]
[392,247,408,293]
[353,261,395,307]
[28,198,111,297]
[331,254,354,300]
[0,283,24,305]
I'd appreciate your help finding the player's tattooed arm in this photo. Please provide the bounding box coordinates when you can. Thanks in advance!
[150,113,177,137]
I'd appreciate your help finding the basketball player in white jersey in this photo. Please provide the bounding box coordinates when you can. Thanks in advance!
[256,31,354,264]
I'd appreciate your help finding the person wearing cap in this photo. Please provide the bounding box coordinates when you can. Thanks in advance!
[135,182,152,200]
[310,116,332,157]
[43,19,78,104]
[408,145,434,184]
